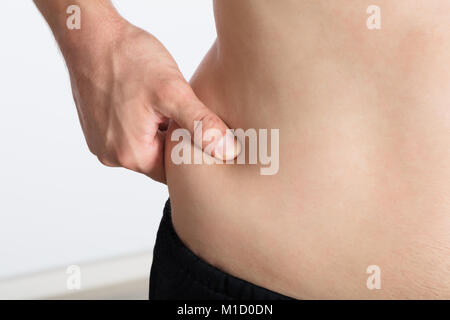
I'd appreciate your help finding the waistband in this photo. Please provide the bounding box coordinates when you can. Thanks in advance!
[149,199,294,300]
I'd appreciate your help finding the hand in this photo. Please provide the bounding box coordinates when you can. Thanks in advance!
[63,20,240,183]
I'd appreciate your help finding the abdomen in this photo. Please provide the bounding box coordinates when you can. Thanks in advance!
[165,1,450,298]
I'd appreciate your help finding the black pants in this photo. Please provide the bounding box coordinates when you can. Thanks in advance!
[149,200,293,300]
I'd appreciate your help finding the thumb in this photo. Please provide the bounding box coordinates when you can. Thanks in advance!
[164,86,241,161]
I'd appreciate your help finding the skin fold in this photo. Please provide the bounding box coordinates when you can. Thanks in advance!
[166,0,450,299]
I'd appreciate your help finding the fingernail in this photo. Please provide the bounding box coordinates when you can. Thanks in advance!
[214,131,241,161]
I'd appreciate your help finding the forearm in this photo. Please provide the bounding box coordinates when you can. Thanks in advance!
[33,0,126,60]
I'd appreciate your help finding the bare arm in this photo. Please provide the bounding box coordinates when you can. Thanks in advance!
[34,0,240,182]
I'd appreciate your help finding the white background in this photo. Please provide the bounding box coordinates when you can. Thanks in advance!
[0,0,215,279]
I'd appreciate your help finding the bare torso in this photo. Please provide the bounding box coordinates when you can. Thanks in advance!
[165,0,450,299]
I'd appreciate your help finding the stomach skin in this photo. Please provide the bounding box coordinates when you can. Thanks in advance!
[164,0,450,299]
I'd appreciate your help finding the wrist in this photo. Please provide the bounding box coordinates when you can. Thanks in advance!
[57,9,127,59]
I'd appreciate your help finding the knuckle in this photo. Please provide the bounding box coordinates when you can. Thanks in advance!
[116,152,134,170]
[196,112,222,131]
[97,154,113,167]
[86,141,98,156]
[116,150,142,172]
